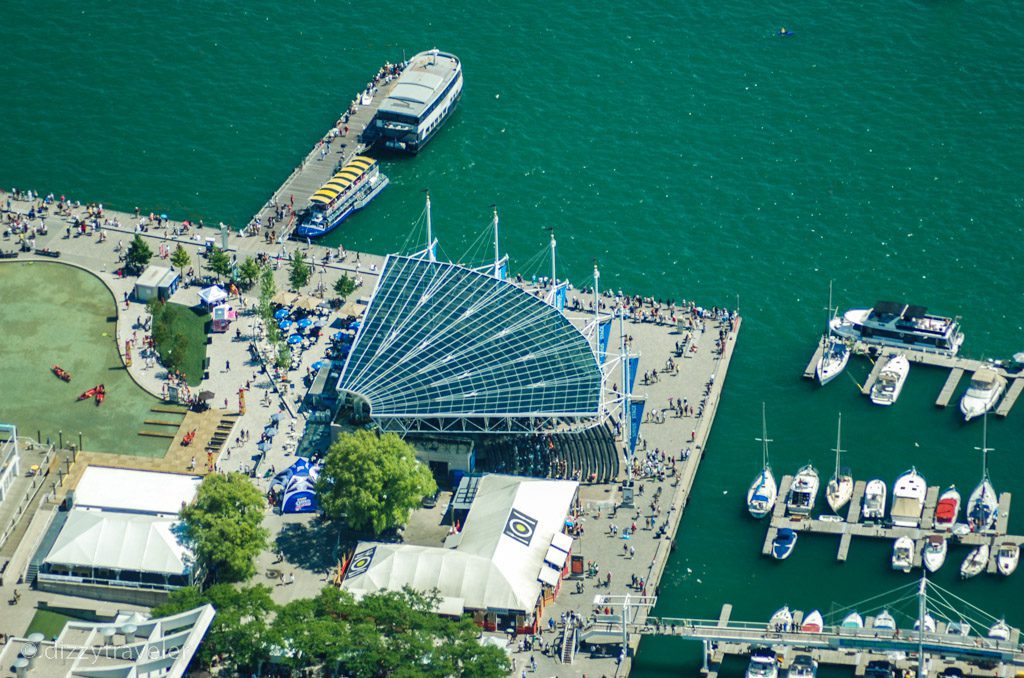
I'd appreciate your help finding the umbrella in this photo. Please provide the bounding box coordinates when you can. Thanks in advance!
[197,391,215,401]
[257,441,270,452]
[160,213,168,220]
[278,319,293,330]
[311,360,327,370]
[297,317,313,329]
[313,319,328,328]
[274,308,290,320]
[287,333,303,345]
[332,332,345,341]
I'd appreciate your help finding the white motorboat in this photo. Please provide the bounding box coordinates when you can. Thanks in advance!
[815,282,849,385]
[873,610,896,631]
[786,464,819,516]
[787,654,818,677]
[959,368,1006,421]
[989,620,1010,641]
[922,535,947,573]
[829,301,964,356]
[825,413,853,513]
[996,542,1019,576]
[772,528,798,560]
[960,543,989,579]
[891,536,914,573]
[967,417,999,532]
[747,404,778,519]
[801,610,823,633]
[946,621,971,637]
[745,648,779,678]
[869,353,909,406]
[914,614,936,633]
[890,468,926,528]
[841,612,863,629]
[768,606,793,632]
[933,485,960,531]
[861,478,887,521]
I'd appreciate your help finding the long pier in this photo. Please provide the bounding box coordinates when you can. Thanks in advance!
[762,475,1023,572]
[803,341,1024,418]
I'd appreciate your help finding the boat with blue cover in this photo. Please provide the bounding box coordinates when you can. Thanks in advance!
[772,528,797,560]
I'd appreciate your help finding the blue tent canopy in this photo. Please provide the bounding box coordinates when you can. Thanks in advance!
[274,308,290,320]
[287,333,303,345]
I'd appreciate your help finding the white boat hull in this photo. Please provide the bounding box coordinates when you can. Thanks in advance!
[960,544,989,579]
[996,544,1020,576]
[869,354,909,406]
[826,476,853,514]
[861,479,887,521]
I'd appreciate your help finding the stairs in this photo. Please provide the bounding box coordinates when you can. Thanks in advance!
[560,624,577,664]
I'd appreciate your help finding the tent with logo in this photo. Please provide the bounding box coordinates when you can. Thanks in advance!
[273,459,320,514]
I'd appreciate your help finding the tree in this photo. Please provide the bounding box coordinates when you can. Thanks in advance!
[124,234,153,275]
[333,273,356,302]
[171,244,192,271]
[238,256,261,290]
[153,584,276,672]
[288,250,311,290]
[258,264,276,326]
[275,341,290,369]
[165,331,189,374]
[207,247,233,281]
[316,430,436,534]
[181,473,268,584]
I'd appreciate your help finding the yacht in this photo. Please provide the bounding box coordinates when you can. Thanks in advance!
[996,542,1019,576]
[869,353,909,406]
[769,606,793,632]
[989,620,1011,641]
[946,621,971,637]
[933,486,960,531]
[772,528,798,560]
[873,610,896,631]
[787,655,818,677]
[922,535,947,573]
[785,465,819,516]
[841,612,863,629]
[825,413,853,513]
[861,479,887,521]
[829,301,964,356]
[891,537,914,573]
[815,282,849,385]
[746,648,779,678]
[960,543,989,579]
[295,155,389,238]
[968,418,999,532]
[373,49,463,154]
[914,614,936,633]
[890,468,927,528]
[959,368,1007,421]
[747,404,778,519]
[801,610,823,633]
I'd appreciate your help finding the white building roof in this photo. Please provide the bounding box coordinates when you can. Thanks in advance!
[44,509,191,575]
[74,467,200,516]
[343,475,578,614]
[136,265,172,288]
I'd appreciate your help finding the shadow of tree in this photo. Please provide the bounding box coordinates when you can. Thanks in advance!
[275,520,348,573]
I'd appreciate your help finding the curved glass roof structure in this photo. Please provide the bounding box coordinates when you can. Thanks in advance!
[338,255,601,427]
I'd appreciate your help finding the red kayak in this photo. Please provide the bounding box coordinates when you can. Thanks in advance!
[95,384,106,406]
[77,386,99,401]
[52,365,72,382]
[181,429,197,446]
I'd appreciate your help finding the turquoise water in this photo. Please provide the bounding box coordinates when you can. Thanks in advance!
[3,2,1022,673]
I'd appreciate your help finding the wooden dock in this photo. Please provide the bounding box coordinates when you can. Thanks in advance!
[762,481,1023,571]
[860,356,886,395]
[996,377,1024,417]
[802,341,824,379]
[935,367,964,407]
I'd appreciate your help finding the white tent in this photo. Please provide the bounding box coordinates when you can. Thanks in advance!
[43,509,191,576]
[198,285,227,307]
[74,467,200,517]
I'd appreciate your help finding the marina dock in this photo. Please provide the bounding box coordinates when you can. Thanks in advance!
[762,475,1024,569]
[935,367,964,407]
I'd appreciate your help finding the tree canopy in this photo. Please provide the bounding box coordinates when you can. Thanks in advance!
[207,247,233,281]
[238,256,261,290]
[334,273,357,301]
[288,250,311,290]
[180,473,268,584]
[124,234,153,275]
[154,585,510,677]
[171,244,192,271]
[316,430,436,534]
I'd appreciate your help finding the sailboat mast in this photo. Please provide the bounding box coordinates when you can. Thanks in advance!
[917,576,927,677]
[593,260,600,358]
[834,412,843,477]
[425,190,435,262]
[826,279,833,333]
[492,205,500,278]
[756,402,772,469]
[550,228,557,291]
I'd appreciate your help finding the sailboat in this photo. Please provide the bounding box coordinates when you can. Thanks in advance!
[967,415,999,533]
[747,404,778,519]
[960,543,989,579]
[826,413,853,513]
[815,281,850,385]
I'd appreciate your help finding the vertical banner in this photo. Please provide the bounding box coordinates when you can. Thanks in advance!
[629,399,645,454]
[628,355,639,392]
[598,320,612,363]
[556,284,567,312]
[498,261,508,280]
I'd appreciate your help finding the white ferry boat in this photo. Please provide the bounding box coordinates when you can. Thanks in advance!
[829,301,964,356]
[374,49,463,153]
[295,156,389,238]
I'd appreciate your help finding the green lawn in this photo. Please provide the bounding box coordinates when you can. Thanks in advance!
[154,303,209,386]
[26,609,90,640]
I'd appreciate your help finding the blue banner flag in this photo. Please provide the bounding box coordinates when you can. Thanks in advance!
[498,262,508,280]
[629,399,645,454]
[556,284,567,312]
[628,355,639,392]
[598,320,611,363]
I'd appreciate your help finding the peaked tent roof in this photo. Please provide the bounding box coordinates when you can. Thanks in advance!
[44,509,192,575]
[338,255,601,419]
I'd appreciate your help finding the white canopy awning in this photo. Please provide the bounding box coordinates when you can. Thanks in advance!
[537,565,560,588]
[198,285,227,305]
[551,531,573,553]
[544,545,568,569]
